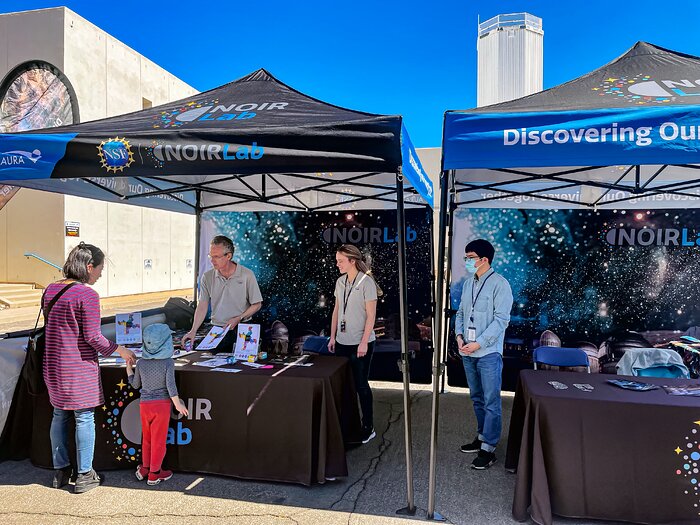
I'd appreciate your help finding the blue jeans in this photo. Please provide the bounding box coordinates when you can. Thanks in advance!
[50,408,96,474]
[462,352,503,452]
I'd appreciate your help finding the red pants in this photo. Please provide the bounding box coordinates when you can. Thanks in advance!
[140,400,171,472]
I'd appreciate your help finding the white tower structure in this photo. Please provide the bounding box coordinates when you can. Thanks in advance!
[477,13,543,108]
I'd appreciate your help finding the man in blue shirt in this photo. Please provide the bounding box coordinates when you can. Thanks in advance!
[455,239,513,469]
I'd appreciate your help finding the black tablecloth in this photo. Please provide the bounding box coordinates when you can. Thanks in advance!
[4,354,361,486]
[506,370,700,525]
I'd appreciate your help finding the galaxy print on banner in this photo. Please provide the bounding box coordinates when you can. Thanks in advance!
[200,209,433,342]
[452,208,700,342]
[676,420,700,517]
[101,378,140,464]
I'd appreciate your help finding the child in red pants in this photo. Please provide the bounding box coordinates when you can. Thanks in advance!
[126,323,188,485]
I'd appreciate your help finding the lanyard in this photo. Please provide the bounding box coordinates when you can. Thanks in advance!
[342,273,368,318]
[469,271,493,322]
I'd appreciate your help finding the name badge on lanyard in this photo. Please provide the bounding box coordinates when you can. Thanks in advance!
[467,272,493,343]
[341,273,368,333]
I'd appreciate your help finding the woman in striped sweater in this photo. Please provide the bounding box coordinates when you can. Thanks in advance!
[44,243,136,494]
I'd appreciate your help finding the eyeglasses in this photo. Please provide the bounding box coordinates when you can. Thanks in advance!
[208,252,231,261]
[464,255,481,261]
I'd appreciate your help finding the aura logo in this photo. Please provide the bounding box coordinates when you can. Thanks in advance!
[0,149,41,167]
[97,137,134,173]
[593,74,700,104]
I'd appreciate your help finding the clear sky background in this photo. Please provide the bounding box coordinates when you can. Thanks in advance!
[2,1,700,147]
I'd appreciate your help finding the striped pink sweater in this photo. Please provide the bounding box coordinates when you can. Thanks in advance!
[42,282,117,410]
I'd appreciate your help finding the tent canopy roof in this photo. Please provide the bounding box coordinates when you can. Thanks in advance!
[459,41,700,114]
[442,42,700,208]
[1,69,432,213]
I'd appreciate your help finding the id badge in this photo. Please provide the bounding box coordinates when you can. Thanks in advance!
[467,326,476,342]
[340,320,346,333]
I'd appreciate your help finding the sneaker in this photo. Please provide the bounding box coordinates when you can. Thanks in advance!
[360,427,376,444]
[135,465,149,481]
[74,469,103,494]
[471,450,497,470]
[52,466,73,489]
[147,469,173,485]
[460,437,482,454]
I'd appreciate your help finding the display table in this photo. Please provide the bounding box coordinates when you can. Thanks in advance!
[506,370,700,525]
[17,354,360,486]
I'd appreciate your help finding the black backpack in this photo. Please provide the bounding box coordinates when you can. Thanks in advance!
[22,282,78,396]
[163,297,196,330]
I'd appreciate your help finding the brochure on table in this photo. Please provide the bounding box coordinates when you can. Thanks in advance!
[196,325,230,350]
[234,324,260,362]
[115,313,142,345]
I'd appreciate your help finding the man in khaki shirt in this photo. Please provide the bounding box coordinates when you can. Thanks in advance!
[182,236,262,353]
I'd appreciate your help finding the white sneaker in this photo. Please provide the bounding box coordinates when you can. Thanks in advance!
[361,428,376,444]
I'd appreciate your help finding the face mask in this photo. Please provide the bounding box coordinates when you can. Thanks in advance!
[465,258,479,273]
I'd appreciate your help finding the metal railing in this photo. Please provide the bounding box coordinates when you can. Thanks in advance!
[24,252,62,272]
[478,12,542,36]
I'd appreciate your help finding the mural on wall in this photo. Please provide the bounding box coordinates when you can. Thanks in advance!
[0,62,77,132]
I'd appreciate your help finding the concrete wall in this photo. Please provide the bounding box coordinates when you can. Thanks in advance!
[0,206,7,281]
[0,7,198,295]
[63,196,195,297]
[62,8,197,120]
[4,189,64,286]
[64,195,110,296]
[0,8,65,84]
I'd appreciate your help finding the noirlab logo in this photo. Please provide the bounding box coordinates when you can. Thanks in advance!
[628,79,700,98]
[605,227,700,247]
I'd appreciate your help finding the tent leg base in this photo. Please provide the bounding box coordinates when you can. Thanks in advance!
[427,511,447,521]
[396,506,417,516]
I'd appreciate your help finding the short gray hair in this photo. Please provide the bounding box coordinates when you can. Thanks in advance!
[211,235,234,256]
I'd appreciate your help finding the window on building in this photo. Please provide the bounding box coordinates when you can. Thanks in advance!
[0,61,79,132]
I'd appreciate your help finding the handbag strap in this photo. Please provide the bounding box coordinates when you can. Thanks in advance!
[32,282,79,335]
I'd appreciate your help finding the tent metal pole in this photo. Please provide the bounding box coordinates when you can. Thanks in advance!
[193,190,202,304]
[426,169,452,521]
[395,170,416,517]
[440,171,456,395]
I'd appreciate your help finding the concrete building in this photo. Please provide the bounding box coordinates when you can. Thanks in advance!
[477,12,543,108]
[0,7,197,303]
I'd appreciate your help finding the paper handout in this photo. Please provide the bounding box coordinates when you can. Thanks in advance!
[196,325,230,351]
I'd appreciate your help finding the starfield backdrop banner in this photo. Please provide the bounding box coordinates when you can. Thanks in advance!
[198,209,433,361]
[451,207,700,345]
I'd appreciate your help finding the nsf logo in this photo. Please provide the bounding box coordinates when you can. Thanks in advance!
[97,137,134,173]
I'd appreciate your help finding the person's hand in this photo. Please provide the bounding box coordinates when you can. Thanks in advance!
[116,346,137,366]
[328,337,336,353]
[226,316,241,329]
[175,399,189,417]
[358,341,368,358]
[125,360,134,375]
[181,331,195,350]
[459,342,481,356]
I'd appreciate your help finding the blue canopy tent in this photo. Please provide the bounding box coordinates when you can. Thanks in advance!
[427,42,700,518]
[0,69,433,513]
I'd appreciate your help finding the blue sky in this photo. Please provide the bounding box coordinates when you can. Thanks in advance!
[2,1,700,147]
